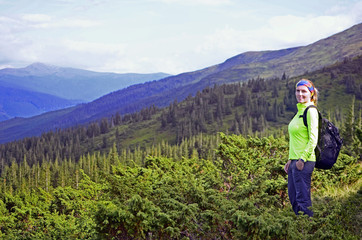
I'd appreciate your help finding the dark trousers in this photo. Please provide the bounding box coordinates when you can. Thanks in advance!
[288,160,315,217]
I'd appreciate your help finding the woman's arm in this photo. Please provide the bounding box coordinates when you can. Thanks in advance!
[300,107,319,160]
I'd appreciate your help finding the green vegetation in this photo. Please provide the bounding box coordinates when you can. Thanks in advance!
[0,55,361,239]
[0,133,360,239]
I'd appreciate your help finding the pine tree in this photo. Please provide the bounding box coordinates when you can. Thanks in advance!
[343,96,355,146]
[9,158,18,193]
[23,156,31,192]
[108,143,120,166]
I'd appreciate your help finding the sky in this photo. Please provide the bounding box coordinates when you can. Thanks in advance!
[0,0,362,75]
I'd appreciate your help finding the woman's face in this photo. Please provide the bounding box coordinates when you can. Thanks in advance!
[295,85,312,103]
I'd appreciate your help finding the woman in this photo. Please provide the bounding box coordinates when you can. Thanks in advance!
[284,79,319,217]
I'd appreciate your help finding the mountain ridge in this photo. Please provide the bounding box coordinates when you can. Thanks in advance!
[0,84,82,121]
[0,22,361,143]
[0,63,171,101]
[208,23,362,84]
[1,53,361,160]
[0,63,170,119]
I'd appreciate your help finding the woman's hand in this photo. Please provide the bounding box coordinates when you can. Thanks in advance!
[296,159,305,171]
[284,160,291,173]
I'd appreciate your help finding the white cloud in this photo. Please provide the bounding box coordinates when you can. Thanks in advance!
[21,14,52,22]
[64,42,187,73]
[22,14,100,29]
[53,18,100,28]
[350,1,362,21]
[148,0,232,6]
[31,39,129,72]
[0,16,25,33]
[263,14,354,47]
[194,1,362,65]
[63,40,125,55]
[0,13,99,31]
[0,0,361,74]
[0,12,103,68]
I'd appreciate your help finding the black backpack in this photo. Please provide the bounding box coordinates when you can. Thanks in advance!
[303,105,343,169]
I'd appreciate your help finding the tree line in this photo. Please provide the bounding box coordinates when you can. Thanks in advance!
[0,133,219,194]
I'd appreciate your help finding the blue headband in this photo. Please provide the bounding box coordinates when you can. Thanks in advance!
[296,80,314,96]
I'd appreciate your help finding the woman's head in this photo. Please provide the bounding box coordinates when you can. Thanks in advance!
[295,79,318,105]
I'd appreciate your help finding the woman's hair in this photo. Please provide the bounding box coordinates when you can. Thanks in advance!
[296,79,318,105]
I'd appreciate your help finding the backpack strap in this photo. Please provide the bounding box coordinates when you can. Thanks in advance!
[303,105,323,130]
[302,105,324,163]
[302,105,320,128]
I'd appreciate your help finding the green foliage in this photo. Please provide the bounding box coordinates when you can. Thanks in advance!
[0,173,100,239]
[0,56,361,238]
[1,133,359,239]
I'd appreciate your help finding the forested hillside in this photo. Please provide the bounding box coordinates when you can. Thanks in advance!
[1,55,362,168]
[0,54,361,238]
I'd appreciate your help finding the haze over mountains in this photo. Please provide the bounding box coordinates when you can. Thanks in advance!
[0,63,170,120]
[0,22,361,143]
[0,85,81,121]
[0,63,170,101]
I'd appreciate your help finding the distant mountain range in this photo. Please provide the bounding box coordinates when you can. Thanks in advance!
[0,63,170,102]
[0,63,170,120]
[0,84,81,121]
[0,22,361,143]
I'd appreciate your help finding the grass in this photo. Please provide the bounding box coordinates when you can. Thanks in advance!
[316,177,361,198]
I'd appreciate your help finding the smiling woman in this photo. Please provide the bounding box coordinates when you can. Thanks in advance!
[295,79,318,105]
[296,85,312,103]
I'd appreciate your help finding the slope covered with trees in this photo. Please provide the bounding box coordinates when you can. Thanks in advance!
[0,133,360,239]
[1,55,362,168]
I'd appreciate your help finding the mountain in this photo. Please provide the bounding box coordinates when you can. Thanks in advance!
[0,23,361,143]
[55,22,362,120]
[0,63,170,101]
[0,63,170,120]
[1,53,361,163]
[0,84,81,121]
